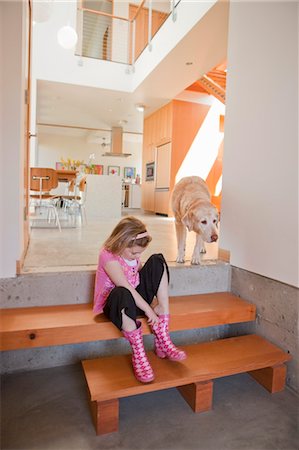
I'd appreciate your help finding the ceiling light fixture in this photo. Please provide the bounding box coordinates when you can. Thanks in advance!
[57,25,78,49]
[135,104,145,112]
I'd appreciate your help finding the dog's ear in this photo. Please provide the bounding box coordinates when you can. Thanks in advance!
[182,210,193,231]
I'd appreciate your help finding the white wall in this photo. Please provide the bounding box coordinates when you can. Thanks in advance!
[0,1,26,278]
[221,1,298,287]
[37,133,142,179]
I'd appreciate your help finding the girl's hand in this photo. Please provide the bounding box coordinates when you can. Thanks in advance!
[146,308,159,325]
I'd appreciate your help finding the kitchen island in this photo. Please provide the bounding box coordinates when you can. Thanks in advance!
[85,175,122,219]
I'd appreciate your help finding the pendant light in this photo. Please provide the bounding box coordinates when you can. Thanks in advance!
[57,0,78,50]
[57,25,78,49]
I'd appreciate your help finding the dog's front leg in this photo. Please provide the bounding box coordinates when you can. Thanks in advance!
[175,220,186,263]
[191,234,204,265]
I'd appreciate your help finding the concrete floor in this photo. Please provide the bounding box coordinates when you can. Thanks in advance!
[1,364,298,450]
[24,210,218,272]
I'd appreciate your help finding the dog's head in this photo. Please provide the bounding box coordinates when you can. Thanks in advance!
[182,200,219,243]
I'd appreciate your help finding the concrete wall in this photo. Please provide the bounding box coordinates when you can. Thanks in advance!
[0,324,231,375]
[221,1,298,288]
[229,266,298,393]
[0,263,231,309]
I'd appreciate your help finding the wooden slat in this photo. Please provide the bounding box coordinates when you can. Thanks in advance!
[0,293,256,351]
[82,334,291,402]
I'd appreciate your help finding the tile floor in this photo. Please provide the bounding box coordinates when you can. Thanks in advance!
[24,209,219,273]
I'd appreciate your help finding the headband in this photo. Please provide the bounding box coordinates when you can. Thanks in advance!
[132,231,149,240]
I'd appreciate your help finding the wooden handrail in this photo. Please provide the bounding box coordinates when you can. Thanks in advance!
[79,7,130,23]
[78,0,147,24]
[130,0,146,22]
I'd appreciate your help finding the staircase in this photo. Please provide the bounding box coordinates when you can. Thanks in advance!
[186,64,227,104]
[1,263,235,373]
[0,261,292,400]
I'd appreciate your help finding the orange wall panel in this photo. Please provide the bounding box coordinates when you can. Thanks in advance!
[170,100,210,193]
[206,140,223,195]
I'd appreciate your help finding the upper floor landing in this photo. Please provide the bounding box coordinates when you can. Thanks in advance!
[32,0,229,97]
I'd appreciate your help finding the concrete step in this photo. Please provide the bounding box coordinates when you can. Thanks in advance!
[0,261,231,308]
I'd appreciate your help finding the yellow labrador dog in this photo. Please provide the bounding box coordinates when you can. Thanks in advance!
[171,176,219,264]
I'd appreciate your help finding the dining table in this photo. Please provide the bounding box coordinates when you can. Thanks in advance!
[56,169,77,182]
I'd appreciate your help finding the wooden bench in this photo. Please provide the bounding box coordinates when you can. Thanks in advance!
[82,334,291,435]
[0,292,255,351]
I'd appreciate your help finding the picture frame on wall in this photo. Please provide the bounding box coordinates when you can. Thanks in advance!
[93,164,104,175]
[108,165,120,176]
[124,167,136,179]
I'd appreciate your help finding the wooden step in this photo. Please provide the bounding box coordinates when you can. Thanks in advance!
[82,334,290,401]
[82,334,291,434]
[0,292,256,351]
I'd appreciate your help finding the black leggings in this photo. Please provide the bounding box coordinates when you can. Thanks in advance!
[103,253,169,330]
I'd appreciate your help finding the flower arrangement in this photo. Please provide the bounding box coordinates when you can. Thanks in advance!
[58,155,103,175]
[60,157,84,170]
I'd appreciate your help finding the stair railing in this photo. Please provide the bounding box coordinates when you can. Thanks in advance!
[197,74,226,104]
[76,0,180,68]
[76,4,131,64]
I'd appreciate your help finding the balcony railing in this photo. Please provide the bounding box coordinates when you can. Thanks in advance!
[76,0,181,66]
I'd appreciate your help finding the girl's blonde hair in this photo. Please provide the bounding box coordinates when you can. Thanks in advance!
[104,216,152,255]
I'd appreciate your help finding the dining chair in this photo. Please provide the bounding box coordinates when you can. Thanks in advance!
[29,167,61,231]
[62,175,87,225]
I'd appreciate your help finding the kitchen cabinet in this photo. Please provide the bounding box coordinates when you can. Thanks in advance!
[155,142,171,189]
[142,181,155,212]
[155,142,171,215]
[142,103,172,213]
[154,190,170,215]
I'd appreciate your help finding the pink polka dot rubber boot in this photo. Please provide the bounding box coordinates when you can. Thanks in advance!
[152,314,186,361]
[122,321,155,383]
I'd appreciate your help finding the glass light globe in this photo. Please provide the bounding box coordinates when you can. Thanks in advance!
[57,25,78,49]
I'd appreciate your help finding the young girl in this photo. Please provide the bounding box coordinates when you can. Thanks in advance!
[93,216,186,383]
